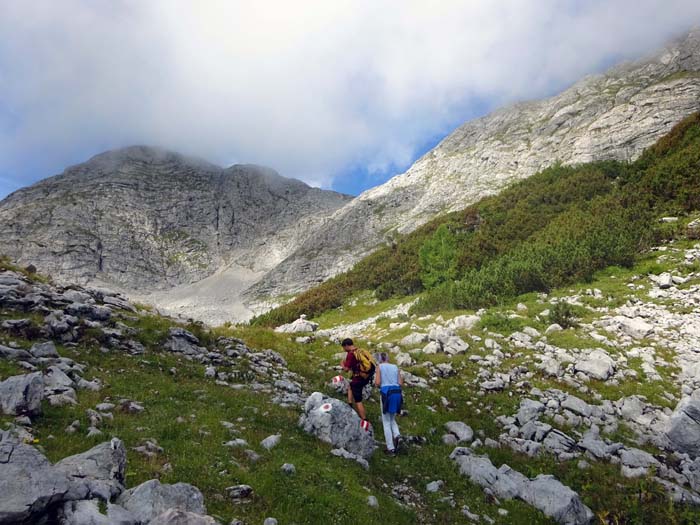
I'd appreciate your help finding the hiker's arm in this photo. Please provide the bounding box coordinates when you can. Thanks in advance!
[374,367,381,387]
[398,370,404,387]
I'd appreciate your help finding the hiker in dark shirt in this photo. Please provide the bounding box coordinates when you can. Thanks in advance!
[340,338,373,424]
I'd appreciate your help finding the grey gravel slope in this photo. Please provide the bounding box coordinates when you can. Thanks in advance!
[245,27,700,308]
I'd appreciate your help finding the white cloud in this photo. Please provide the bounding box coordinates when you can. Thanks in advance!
[0,0,699,196]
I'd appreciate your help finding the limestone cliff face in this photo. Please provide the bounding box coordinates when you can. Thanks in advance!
[245,28,700,306]
[0,146,351,292]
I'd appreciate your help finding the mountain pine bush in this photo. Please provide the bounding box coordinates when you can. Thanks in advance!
[418,224,459,288]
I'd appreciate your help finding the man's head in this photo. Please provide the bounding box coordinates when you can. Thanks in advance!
[341,338,355,351]
[379,352,390,363]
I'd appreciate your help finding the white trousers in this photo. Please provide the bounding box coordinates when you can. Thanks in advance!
[380,397,401,450]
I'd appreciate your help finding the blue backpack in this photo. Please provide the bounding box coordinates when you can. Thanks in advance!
[381,386,403,414]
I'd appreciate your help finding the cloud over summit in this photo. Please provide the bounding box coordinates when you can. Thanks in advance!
[1,1,700,197]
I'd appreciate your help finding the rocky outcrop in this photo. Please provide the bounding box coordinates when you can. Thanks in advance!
[116,479,207,523]
[299,392,376,460]
[0,436,126,524]
[0,372,44,416]
[247,28,700,304]
[666,391,700,458]
[450,447,594,524]
[274,314,319,333]
[53,438,127,501]
[0,428,218,525]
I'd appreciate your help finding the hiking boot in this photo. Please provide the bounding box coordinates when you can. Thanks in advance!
[383,448,396,456]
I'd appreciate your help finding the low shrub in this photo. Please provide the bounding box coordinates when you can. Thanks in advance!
[547,302,581,329]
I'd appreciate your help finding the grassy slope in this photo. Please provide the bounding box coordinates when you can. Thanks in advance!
[4,240,700,523]
[253,112,700,327]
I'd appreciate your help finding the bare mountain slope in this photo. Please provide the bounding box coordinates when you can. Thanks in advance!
[245,27,700,309]
[0,146,351,321]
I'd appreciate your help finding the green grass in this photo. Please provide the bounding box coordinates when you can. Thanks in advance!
[311,291,415,329]
[28,341,413,525]
[0,358,26,380]
[0,254,51,283]
[477,311,531,335]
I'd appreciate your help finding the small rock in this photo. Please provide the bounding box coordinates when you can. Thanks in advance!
[461,505,481,522]
[274,315,318,333]
[120,400,145,414]
[575,349,615,381]
[117,479,206,522]
[0,373,44,417]
[666,391,700,457]
[223,439,248,448]
[281,463,296,474]
[561,395,593,417]
[614,316,653,340]
[29,341,59,358]
[260,434,281,451]
[299,393,376,459]
[87,426,103,437]
[426,480,444,493]
[227,484,254,503]
[244,449,261,463]
[545,323,563,334]
[657,273,673,289]
[444,421,474,442]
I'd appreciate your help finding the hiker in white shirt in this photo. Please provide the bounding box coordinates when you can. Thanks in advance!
[374,352,403,455]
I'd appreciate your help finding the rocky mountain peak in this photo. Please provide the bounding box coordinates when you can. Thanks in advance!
[0,148,351,322]
[62,146,224,185]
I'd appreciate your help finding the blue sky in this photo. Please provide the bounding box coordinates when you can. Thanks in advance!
[1,1,700,200]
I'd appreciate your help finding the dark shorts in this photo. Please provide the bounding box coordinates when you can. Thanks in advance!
[351,378,369,402]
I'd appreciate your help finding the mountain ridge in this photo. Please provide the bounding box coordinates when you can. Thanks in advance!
[244,27,700,309]
[0,146,351,322]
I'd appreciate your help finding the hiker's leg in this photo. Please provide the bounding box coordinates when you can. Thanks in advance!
[381,407,395,451]
[350,382,362,409]
[355,401,366,420]
[390,413,400,438]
